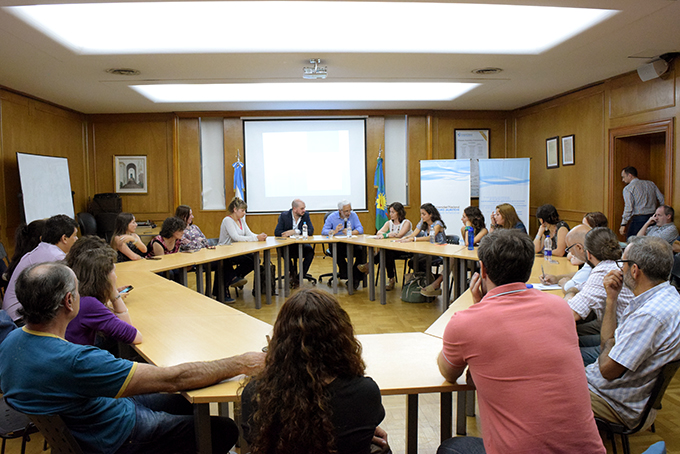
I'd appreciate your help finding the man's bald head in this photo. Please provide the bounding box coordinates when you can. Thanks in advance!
[566,224,590,245]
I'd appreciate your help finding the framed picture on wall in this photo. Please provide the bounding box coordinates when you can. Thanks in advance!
[546,137,559,169]
[115,155,147,194]
[562,135,575,166]
[454,129,490,197]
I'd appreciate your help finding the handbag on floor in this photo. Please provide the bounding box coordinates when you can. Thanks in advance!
[401,272,434,303]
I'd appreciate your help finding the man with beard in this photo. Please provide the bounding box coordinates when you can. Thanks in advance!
[587,236,680,431]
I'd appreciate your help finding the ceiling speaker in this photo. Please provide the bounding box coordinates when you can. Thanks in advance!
[637,59,669,82]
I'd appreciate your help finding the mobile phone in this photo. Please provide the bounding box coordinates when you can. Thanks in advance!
[146,256,162,260]
[120,285,133,294]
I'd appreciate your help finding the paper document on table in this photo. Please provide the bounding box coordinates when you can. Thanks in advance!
[532,283,561,291]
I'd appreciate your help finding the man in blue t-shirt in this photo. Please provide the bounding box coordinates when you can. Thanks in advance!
[0,262,265,454]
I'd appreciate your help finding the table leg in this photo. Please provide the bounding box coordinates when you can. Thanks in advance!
[441,392,453,442]
[332,243,338,294]
[425,255,432,284]
[194,403,212,454]
[298,243,304,287]
[452,258,460,300]
[283,246,290,297]
[466,390,476,416]
[217,260,225,303]
[179,267,188,286]
[442,257,450,308]
[277,252,282,291]
[456,390,467,435]
[406,394,418,454]
[458,258,467,297]
[253,252,261,310]
[379,249,386,305]
[196,264,204,294]
[264,249,272,306]
[347,243,354,295]
[368,246,375,301]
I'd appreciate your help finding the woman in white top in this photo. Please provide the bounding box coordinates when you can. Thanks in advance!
[373,202,413,290]
[217,198,267,300]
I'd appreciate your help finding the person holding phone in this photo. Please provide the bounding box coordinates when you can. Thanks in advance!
[65,236,142,346]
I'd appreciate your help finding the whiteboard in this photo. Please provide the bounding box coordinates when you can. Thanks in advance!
[17,152,75,223]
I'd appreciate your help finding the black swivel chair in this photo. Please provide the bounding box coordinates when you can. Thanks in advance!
[595,359,680,454]
[76,213,97,237]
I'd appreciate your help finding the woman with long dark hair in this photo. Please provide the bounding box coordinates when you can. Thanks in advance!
[3,219,45,283]
[372,202,413,290]
[533,204,569,256]
[460,206,488,247]
[175,205,210,251]
[242,289,388,454]
[110,212,147,262]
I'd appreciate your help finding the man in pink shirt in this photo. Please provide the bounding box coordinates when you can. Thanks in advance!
[437,229,605,454]
[3,214,78,322]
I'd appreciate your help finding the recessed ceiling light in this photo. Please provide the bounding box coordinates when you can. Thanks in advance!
[5,2,617,55]
[472,68,503,75]
[105,68,141,76]
[130,82,480,103]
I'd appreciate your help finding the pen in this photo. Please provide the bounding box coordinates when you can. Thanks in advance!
[541,265,545,280]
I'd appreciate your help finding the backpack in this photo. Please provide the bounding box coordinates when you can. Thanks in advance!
[252,261,277,296]
[401,272,434,303]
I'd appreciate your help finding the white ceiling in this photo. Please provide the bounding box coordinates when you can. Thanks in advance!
[0,0,678,114]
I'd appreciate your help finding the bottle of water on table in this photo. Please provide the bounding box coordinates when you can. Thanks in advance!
[346,220,352,238]
[466,226,474,251]
[302,222,308,240]
[544,233,553,262]
[429,227,436,243]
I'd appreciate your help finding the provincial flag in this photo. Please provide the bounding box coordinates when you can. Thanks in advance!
[374,156,388,230]
[233,160,244,200]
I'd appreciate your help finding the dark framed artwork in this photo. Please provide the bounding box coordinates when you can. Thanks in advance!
[546,137,559,169]
[562,135,575,166]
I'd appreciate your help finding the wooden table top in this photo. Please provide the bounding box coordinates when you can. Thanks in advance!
[425,256,577,339]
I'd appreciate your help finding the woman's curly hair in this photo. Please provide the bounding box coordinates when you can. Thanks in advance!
[248,289,365,454]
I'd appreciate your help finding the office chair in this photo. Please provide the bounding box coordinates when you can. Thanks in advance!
[76,213,97,237]
[0,400,39,454]
[595,359,680,454]
[29,414,82,454]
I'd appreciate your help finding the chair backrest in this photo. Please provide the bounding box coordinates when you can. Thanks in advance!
[29,414,83,454]
[76,212,97,236]
[633,358,680,432]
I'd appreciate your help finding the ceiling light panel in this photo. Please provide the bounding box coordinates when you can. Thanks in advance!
[130,83,480,103]
[6,2,617,55]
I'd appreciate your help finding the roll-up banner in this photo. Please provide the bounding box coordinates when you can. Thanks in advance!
[478,158,531,230]
[420,160,471,235]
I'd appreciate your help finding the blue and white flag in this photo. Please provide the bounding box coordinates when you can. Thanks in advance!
[374,156,388,230]
[233,160,244,200]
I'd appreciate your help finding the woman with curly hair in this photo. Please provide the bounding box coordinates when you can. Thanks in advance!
[459,206,488,247]
[241,289,388,454]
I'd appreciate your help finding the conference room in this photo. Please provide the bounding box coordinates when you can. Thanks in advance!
[0,1,679,453]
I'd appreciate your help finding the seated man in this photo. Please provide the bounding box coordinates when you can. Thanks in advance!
[436,230,604,454]
[540,224,592,298]
[274,199,314,287]
[0,262,264,454]
[321,200,367,288]
[587,236,680,431]
[568,227,635,365]
[2,214,78,322]
[637,205,678,245]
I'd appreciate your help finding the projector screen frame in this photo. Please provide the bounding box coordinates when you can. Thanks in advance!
[242,117,369,214]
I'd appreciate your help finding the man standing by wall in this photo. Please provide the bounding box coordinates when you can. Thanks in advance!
[619,166,664,238]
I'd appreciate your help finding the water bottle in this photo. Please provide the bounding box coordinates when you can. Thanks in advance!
[429,227,436,243]
[346,220,352,238]
[302,222,308,240]
[544,233,553,262]
[466,226,474,250]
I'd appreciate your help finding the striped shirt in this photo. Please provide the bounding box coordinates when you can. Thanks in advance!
[621,178,664,225]
[645,223,679,244]
[569,260,634,322]
[586,282,680,428]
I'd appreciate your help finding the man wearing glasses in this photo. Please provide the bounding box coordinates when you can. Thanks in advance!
[587,236,680,432]
[568,227,635,366]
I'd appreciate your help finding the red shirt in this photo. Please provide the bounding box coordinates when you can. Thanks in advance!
[442,283,604,454]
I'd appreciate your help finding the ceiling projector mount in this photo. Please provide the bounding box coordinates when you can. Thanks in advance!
[303,58,328,80]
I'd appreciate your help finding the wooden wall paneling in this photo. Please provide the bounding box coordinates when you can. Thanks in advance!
[609,70,676,119]
[407,116,428,222]
[89,115,175,221]
[513,90,606,236]
[0,90,87,251]
[364,116,385,233]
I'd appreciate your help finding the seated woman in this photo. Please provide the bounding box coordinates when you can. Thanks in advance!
[3,219,45,284]
[65,236,141,346]
[148,216,187,257]
[583,211,608,229]
[533,204,570,256]
[398,203,446,281]
[242,289,388,454]
[489,203,527,234]
[217,197,267,301]
[460,206,488,247]
[111,212,147,262]
[422,206,488,297]
[373,202,413,290]
[175,205,210,251]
